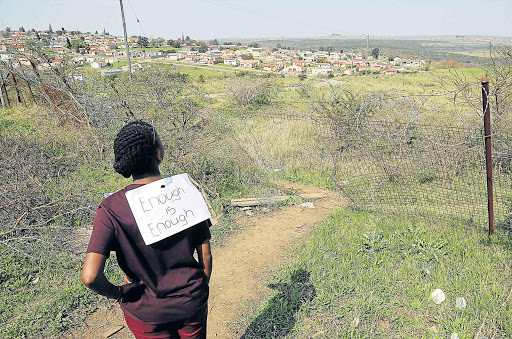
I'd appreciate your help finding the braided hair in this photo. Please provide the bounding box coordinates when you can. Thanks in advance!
[113,120,159,178]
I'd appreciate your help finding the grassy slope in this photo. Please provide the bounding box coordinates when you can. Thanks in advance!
[238,209,512,338]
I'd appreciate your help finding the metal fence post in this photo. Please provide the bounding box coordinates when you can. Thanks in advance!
[481,77,494,235]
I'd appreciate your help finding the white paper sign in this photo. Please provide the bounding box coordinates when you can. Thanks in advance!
[125,174,211,245]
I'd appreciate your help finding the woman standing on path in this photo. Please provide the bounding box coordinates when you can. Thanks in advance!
[81,120,212,339]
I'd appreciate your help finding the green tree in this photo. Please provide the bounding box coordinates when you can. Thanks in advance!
[137,36,149,48]
[5,27,11,32]
[66,37,72,49]
[61,27,66,33]
[48,24,53,33]
[198,44,208,53]
[18,26,25,32]
[298,74,307,81]
[371,48,380,59]
[172,41,181,48]
[276,43,281,49]
[241,53,254,60]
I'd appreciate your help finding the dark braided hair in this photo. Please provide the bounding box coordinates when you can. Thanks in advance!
[113,120,159,178]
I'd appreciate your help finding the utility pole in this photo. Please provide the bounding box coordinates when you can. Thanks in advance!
[366,34,369,58]
[119,0,132,78]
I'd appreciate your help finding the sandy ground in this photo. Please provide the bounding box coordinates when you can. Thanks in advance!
[66,181,347,339]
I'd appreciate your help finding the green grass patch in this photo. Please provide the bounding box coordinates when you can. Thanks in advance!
[0,230,103,338]
[237,209,512,338]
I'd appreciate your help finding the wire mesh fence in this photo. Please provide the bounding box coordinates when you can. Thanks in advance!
[216,81,512,232]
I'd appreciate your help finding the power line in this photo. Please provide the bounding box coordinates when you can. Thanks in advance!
[196,0,340,36]
[126,0,147,37]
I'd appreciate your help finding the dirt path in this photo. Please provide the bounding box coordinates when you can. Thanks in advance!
[66,182,347,339]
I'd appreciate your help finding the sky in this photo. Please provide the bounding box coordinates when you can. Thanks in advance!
[0,0,511,40]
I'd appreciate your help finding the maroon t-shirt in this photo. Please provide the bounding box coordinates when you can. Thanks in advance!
[86,183,211,324]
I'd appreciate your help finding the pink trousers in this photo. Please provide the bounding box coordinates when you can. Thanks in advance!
[123,307,207,339]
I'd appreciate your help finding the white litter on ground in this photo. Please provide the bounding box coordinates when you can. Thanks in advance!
[431,289,446,304]
[455,297,467,309]
[299,202,316,209]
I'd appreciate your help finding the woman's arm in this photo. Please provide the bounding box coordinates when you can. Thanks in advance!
[81,252,141,299]
[196,240,212,283]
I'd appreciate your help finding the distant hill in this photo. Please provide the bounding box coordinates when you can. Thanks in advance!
[219,35,512,65]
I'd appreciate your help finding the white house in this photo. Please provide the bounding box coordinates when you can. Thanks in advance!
[91,61,106,68]
[308,67,334,76]
[224,58,239,66]
[167,53,185,61]
[281,65,306,75]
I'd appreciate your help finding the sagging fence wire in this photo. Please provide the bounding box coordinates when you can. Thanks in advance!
[212,78,512,230]
[1,54,512,247]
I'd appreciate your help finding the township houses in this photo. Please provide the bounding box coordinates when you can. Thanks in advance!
[401,59,426,68]
[383,68,398,75]
[91,61,106,68]
[185,54,200,62]
[263,63,284,72]
[281,65,306,75]
[356,64,369,72]
[167,53,185,61]
[352,59,367,66]
[292,60,306,67]
[239,59,261,68]
[370,63,390,71]
[222,49,236,58]
[308,67,334,76]
[205,55,222,64]
[332,61,346,69]
[273,55,285,62]
[140,51,164,59]
[0,29,431,78]
[223,58,239,66]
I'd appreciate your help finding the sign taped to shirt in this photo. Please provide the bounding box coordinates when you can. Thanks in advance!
[125,173,211,245]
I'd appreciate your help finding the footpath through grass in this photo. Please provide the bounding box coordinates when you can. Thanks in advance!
[238,209,512,338]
